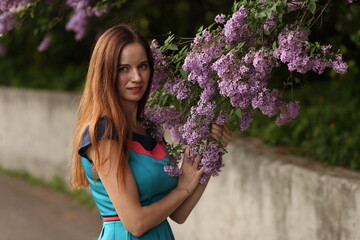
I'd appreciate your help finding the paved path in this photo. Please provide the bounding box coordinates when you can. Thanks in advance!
[0,173,102,240]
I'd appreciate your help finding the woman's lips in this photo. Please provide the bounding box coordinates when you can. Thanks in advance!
[127,86,142,93]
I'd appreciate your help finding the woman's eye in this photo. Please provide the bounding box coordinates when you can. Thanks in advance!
[139,63,148,69]
[119,67,128,72]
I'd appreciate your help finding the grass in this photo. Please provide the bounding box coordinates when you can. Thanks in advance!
[0,166,96,209]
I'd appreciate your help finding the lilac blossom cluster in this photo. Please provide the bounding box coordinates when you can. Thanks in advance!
[150,40,170,92]
[274,25,348,74]
[223,5,249,43]
[0,0,31,35]
[65,0,107,41]
[146,1,349,182]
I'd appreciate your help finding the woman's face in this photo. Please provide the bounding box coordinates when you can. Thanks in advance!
[117,42,150,106]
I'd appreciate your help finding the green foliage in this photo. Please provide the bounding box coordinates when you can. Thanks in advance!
[244,62,360,169]
[0,0,235,91]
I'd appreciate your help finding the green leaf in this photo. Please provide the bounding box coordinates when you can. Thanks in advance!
[164,35,174,46]
[167,44,178,51]
[235,108,242,118]
[180,69,189,80]
[272,41,277,50]
[309,1,316,15]
[196,26,204,36]
[160,93,169,107]
[30,10,35,19]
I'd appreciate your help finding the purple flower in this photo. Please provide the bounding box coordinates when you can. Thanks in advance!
[0,0,31,12]
[275,101,300,125]
[252,88,282,117]
[216,111,229,125]
[196,99,216,119]
[180,108,211,146]
[239,109,253,131]
[37,35,51,52]
[200,141,225,181]
[263,15,277,31]
[151,40,170,91]
[0,12,16,34]
[65,0,92,40]
[223,6,248,43]
[164,161,182,177]
[332,53,348,74]
[214,13,226,24]
[183,29,224,88]
[287,0,304,11]
[164,77,190,100]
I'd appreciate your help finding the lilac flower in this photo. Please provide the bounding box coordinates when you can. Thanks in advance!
[216,111,229,125]
[239,109,253,131]
[252,48,278,80]
[200,141,225,182]
[275,101,300,125]
[91,6,107,17]
[223,6,248,43]
[0,0,31,12]
[196,99,216,119]
[199,82,216,101]
[0,12,15,34]
[332,53,348,74]
[164,156,182,177]
[37,35,51,52]
[214,13,226,24]
[180,108,211,146]
[169,128,183,142]
[183,29,224,88]
[151,40,170,91]
[287,0,304,10]
[252,88,282,117]
[164,77,190,100]
[274,26,310,69]
[264,15,277,31]
[212,52,242,97]
[65,0,92,41]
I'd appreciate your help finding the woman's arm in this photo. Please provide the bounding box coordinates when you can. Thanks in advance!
[169,174,210,224]
[89,140,203,237]
[169,124,232,224]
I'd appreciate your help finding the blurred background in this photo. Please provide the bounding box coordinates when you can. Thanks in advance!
[0,0,359,170]
[0,1,360,239]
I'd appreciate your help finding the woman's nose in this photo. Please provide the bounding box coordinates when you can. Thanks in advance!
[131,69,141,82]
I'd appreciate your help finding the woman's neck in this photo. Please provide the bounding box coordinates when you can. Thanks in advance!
[122,102,146,134]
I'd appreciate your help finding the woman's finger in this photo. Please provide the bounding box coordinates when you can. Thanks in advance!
[184,145,190,157]
[211,124,223,134]
[193,154,202,167]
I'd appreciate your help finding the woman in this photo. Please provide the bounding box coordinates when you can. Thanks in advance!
[71,24,231,239]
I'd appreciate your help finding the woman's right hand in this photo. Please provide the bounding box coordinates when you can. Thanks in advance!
[176,146,204,197]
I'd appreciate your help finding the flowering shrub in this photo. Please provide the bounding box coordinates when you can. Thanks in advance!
[145,0,351,183]
[0,0,122,50]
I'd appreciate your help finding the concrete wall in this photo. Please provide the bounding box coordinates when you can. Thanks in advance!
[1,86,360,240]
[0,87,79,182]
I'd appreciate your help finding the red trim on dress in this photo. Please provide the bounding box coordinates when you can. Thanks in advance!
[125,140,167,160]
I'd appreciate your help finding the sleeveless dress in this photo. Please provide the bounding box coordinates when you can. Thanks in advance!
[78,118,178,239]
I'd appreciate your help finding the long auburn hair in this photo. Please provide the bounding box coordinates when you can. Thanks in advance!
[71,24,154,189]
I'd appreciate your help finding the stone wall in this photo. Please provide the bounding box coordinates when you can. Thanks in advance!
[1,86,359,240]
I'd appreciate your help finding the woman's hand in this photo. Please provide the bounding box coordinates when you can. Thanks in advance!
[209,123,232,148]
[176,146,204,196]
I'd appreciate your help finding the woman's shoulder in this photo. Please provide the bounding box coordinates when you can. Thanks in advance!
[78,116,118,158]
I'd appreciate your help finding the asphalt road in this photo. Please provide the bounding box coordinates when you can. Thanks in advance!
[0,173,102,240]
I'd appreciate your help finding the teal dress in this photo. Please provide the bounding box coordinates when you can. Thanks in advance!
[79,118,178,239]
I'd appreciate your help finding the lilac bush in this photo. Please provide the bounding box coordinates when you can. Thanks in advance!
[145,0,350,182]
